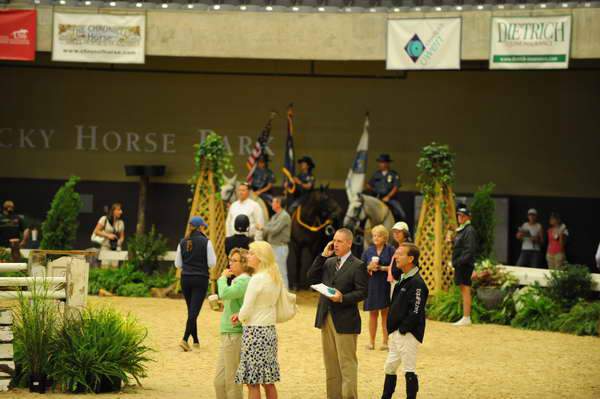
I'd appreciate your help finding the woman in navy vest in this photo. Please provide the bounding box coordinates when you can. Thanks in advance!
[175,216,217,351]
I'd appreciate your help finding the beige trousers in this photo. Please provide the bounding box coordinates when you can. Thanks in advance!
[214,333,243,399]
[321,313,358,399]
[384,331,419,374]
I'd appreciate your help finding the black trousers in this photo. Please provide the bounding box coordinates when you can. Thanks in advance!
[181,274,209,343]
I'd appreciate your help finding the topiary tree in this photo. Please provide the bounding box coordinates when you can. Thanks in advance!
[471,182,496,260]
[40,176,83,250]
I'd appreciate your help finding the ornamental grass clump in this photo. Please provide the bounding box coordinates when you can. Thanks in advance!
[50,307,153,393]
[12,283,60,392]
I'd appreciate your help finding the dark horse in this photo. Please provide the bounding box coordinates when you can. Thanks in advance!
[287,187,343,290]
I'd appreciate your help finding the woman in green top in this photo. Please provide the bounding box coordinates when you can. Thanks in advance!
[214,248,253,399]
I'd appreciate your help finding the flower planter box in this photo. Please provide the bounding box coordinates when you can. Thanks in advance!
[477,286,505,310]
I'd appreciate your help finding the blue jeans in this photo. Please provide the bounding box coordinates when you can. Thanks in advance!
[272,244,289,288]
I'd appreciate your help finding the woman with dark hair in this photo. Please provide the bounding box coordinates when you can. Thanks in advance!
[92,202,125,251]
[175,216,217,351]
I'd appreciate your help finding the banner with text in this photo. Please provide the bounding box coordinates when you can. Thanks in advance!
[0,10,36,61]
[387,18,461,70]
[52,12,145,64]
[490,16,571,70]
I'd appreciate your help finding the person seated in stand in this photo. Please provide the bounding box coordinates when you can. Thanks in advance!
[0,200,29,250]
[250,155,275,207]
[287,155,316,215]
[366,154,406,222]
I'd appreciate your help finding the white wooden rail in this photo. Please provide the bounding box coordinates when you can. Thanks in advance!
[498,265,600,292]
[96,250,177,262]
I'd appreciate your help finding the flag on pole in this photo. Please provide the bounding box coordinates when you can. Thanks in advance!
[246,112,277,183]
[345,113,369,199]
[282,104,296,194]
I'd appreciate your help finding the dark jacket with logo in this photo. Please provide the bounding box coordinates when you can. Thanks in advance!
[387,269,429,343]
[452,223,478,269]
[307,254,369,334]
[179,231,209,278]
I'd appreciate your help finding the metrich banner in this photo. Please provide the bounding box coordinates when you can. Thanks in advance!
[490,16,571,70]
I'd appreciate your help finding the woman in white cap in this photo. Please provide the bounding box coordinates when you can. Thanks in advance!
[175,216,217,351]
[387,222,411,284]
[516,208,544,268]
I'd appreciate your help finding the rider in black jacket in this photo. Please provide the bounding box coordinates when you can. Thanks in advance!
[382,242,428,399]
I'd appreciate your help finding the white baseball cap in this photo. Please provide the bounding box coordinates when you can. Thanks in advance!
[527,208,538,215]
[392,222,409,232]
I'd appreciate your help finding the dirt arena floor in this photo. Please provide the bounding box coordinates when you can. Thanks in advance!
[4,291,600,399]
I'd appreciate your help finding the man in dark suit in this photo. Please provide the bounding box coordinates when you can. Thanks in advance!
[381,242,428,399]
[307,228,368,399]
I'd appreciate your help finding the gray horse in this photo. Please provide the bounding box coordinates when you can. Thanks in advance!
[344,193,397,248]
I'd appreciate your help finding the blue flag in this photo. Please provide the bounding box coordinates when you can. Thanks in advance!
[282,105,296,194]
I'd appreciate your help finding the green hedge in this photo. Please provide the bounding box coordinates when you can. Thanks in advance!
[427,264,599,337]
[89,263,176,297]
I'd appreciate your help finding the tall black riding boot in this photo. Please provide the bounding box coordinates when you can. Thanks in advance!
[405,372,419,399]
[381,374,397,399]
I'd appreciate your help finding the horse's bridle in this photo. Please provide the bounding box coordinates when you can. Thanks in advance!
[222,184,235,204]
[294,206,333,234]
[345,194,366,228]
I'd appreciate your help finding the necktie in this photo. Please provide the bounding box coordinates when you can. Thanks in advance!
[336,257,342,271]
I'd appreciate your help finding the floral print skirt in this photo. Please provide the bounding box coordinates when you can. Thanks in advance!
[235,325,280,385]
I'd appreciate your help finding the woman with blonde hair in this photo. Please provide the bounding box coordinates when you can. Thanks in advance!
[362,224,395,350]
[234,241,282,399]
[214,248,253,399]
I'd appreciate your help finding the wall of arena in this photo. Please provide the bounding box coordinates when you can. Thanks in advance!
[15,5,600,60]
[1,56,599,198]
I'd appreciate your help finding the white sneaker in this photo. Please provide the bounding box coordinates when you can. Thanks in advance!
[452,317,472,326]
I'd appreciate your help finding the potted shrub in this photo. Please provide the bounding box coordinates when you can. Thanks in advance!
[127,226,168,275]
[472,259,517,310]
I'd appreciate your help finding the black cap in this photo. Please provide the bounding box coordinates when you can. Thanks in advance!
[376,154,393,163]
[234,214,250,233]
[297,156,315,170]
[456,204,470,216]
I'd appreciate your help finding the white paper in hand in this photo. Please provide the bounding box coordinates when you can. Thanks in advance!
[311,283,336,298]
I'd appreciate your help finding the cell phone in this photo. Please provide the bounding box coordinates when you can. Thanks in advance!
[328,242,334,251]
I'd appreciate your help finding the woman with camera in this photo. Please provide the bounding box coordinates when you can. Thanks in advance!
[92,203,125,252]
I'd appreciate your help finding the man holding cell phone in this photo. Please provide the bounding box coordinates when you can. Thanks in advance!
[307,228,369,399]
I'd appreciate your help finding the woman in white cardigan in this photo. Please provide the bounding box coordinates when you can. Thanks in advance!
[234,241,282,399]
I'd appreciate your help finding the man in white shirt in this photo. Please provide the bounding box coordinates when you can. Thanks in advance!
[226,183,265,238]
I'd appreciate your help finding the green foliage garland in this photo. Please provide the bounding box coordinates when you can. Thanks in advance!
[189,132,234,203]
[40,176,83,250]
[416,142,456,199]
